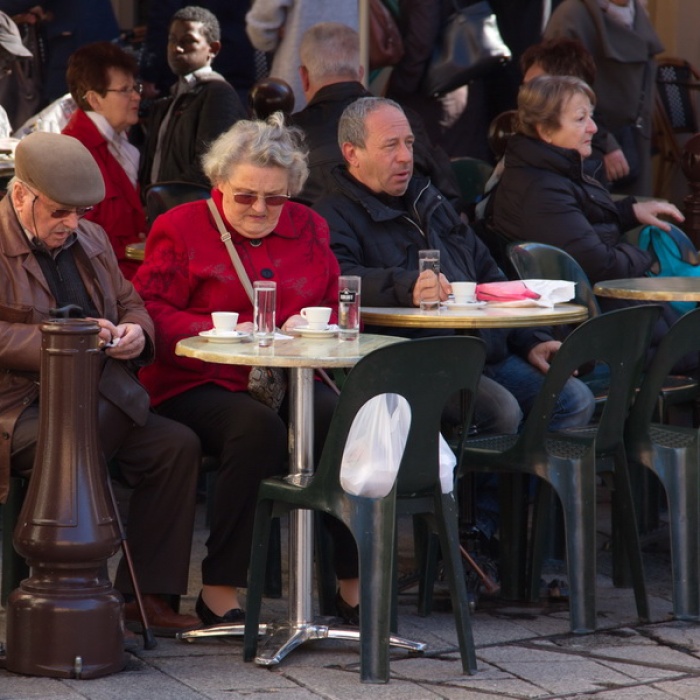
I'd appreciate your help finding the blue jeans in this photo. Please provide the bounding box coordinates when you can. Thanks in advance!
[474,354,595,435]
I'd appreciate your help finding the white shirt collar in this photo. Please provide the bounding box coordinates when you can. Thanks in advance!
[86,110,120,143]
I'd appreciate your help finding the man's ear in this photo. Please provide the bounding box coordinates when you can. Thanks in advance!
[10,181,24,211]
[341,141,359,168]
[208,40,222,61]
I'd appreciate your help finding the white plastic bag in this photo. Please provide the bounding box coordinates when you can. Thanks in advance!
[340,393,457,497]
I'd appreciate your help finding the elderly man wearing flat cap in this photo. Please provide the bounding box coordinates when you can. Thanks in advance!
[0,131,202,637]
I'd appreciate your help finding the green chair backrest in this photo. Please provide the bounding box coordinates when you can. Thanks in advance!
[507,241,601,318]
[627,306,700,432]
[518,305,661,457]
[312,336,486,499]
[450,157,493,205]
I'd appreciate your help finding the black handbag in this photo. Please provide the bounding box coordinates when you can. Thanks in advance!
[421,0,511,96]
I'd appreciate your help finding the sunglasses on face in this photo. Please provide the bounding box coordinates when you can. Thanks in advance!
[24,184,93,219]
[231,193,290,207]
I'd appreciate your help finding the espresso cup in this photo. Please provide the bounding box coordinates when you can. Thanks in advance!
[211,311,239,333]
[451,281,477,304]
[301,306,332,330]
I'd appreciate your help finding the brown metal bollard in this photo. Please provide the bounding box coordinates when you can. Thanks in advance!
[5,319,125,678]
[681,133,700,248]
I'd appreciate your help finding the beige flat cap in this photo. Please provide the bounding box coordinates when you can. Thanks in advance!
[15,132,105,206]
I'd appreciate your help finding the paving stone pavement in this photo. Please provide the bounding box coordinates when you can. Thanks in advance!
[0,499,699,699]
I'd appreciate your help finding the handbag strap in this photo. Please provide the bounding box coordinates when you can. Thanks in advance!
[207,199,341,396]
[207,198,255,305]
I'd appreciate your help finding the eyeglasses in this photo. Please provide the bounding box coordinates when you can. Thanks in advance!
[103,83,143,97]
[24,185,93,219]
[231,193,290,207]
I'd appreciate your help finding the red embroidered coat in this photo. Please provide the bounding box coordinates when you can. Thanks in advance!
[132,189,339,406]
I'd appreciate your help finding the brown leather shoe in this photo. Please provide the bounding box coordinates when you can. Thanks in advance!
[124,594,200,638]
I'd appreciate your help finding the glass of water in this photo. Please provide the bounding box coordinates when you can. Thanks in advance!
[253,281,276,347]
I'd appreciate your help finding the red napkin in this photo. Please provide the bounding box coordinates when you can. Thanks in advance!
[476,281,541,302]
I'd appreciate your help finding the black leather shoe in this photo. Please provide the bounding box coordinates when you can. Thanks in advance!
[335,591,359,626]
[195,591,246,626]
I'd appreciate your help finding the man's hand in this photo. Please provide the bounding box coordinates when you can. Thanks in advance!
[527,340,562,374]
[411,271,451,307]
[89,318,146,360]
[632,200,685,232]
[603,148,630,183]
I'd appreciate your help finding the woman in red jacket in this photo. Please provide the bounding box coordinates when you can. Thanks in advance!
[133,113,360,627]
[63,41,147,279]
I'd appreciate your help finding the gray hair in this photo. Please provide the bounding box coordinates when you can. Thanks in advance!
[300,22,361,83]
[338,96,405,150]
[202,112,309,194]
[517,74,596,139]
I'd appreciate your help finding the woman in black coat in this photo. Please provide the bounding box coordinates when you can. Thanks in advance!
[493,75,683,284]
[492,75,690,362]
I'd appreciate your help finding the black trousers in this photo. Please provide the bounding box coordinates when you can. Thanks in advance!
[158,382,359,588]
[11,402,200,596]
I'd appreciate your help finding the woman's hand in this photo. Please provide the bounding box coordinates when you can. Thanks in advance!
[237,321,254,333]
[281,314,305,333]
[632,200,685,232]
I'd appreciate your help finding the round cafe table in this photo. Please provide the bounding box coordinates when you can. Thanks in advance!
[361,302,588,329]
[594,277,700,302]
[174,331,423,666]
[124,241,145,263]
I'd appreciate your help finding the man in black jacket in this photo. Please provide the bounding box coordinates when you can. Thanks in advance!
[139,5,246,189]
[289,22,464,213]
[315,96,595,435]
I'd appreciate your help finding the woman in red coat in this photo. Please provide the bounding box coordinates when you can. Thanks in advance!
[63,42,147,279]
[133,113,359,626]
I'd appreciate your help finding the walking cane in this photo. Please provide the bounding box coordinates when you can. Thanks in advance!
[104,474,158,650]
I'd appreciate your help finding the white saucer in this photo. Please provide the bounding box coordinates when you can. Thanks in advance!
[295,324,339,338]
[199,329,251,343]
[442,300,486,310]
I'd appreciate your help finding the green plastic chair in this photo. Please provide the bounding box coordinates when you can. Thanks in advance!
[243,336,486,683]
[450,157,493,207]
[459,305,662,634]
[507,241,700,424]
[625,306,700,620]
